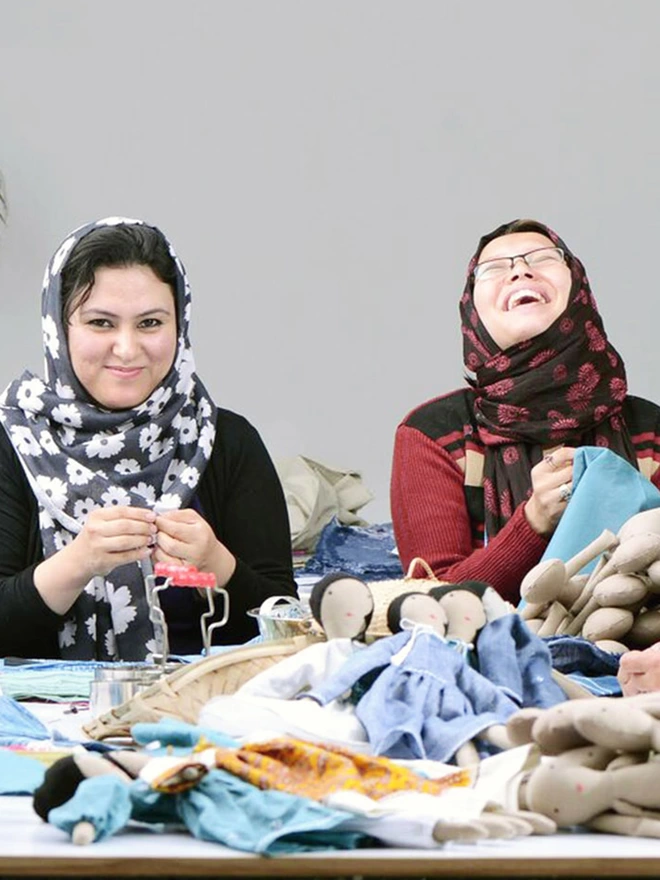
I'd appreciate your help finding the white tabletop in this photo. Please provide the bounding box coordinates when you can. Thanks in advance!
[3,794,660,877]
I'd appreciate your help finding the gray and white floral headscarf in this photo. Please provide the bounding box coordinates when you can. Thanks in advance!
[0,217,217,660]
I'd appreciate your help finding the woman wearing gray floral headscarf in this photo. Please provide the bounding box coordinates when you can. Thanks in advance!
[0,217,296,660]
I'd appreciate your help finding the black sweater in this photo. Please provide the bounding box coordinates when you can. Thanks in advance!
[0,408,296,658]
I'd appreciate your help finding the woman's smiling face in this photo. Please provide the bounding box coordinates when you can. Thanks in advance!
[67,264,177,410]
[472,231,572,350]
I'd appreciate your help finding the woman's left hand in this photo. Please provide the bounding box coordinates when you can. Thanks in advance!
[153,509,237,586]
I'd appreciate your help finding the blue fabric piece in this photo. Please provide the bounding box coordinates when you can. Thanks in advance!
[48,766,364,853]
[546,634,621,676]
[179,769,364,854]
[565,674,622,696]
[475,615,566,708]
[0,696,50,745]
[49,776,134,842]
[130,719,238,751]
[303,518,403,581]
[0,748,46,794]
[541,446,660,570]
[305,628,519,762]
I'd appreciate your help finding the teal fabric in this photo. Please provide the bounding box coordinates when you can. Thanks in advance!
[46,765,365,853]
[48,776,134,842]
[0,748,46,794]
[131,718,237,751]
[541,446,660,570]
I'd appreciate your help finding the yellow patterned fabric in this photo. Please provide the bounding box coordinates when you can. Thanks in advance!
[211,737,471,800]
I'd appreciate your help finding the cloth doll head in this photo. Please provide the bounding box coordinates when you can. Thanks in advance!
[309,572,374,641]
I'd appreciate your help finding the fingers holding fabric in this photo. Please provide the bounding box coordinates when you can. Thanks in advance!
[525,447,575,537]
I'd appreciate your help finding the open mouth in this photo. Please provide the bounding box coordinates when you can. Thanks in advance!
[506,289,549,311]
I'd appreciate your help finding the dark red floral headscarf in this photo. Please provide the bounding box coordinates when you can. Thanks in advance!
[460,219,636,537]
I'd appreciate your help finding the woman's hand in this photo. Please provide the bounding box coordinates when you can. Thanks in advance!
[70,507,157,580]
[153,509,236,586]
[34,506,157,615]
[524,446,575,537]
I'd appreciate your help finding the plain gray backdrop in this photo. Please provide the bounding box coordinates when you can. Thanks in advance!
[1,1,659,521]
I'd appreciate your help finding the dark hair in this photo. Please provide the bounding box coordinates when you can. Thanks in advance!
[60,224,178,323]
[474,218,560,262]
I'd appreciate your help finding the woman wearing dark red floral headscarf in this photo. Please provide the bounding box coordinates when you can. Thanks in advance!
[390,219,660,604]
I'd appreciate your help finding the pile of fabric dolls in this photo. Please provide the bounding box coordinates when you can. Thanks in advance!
[32,545,660,850]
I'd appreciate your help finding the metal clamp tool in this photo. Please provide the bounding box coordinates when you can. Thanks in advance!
[144,562,230,666]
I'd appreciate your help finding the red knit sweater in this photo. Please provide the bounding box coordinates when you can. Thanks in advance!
[390,390,660,605]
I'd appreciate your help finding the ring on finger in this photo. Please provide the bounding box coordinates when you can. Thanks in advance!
[544,453,558,470]
[559,482,572,503]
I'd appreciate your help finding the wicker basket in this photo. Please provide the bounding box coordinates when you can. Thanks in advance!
[365,557,448,638]
[83,634,322,741]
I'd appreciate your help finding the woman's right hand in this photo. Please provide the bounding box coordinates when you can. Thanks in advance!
[71,507,157,580]
[34,506,158,615]
[524,446,575,537]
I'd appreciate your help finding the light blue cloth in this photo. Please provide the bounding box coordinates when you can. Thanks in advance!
[131,718,237,751]
[542,446,660,570]
[0,748,46,794]
[475,614,566,708]
[305,628,520,762]
[0,696,50,745]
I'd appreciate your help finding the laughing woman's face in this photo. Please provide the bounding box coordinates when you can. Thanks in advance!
[472,231,572,350]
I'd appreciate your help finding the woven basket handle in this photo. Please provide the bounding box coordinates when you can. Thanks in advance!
[405,557,438,581]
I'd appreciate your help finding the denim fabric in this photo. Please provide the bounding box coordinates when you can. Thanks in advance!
[303,517,403,580]
[305,628,519,762]
[475,614,566,708]
[545,634,621,676]
[541,446,660,572]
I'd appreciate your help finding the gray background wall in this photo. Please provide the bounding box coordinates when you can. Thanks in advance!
[1,0,659,522]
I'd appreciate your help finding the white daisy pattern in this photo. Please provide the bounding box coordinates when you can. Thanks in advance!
[73,497,99,522]
[53,529,74,551]
[163,458,186,491]
[39,431,59,456]
[66,459,95,486]
[101,486,131,507]
[16,377,46,413]
[107,584,138,634]
[59,620,77,648]
[35,475,68,508]
[114,458,141,475]
[133,482,156,504]
[52,403,82,428]
[148,437,174,462]
[10,426,42,457]
[55,379,76,400]
[175,416,197,444]
[85,614,97,640]
[58,426,76,447]
[157,492,182,512]
[199,423,215,458]
[139,423,161,451]
[42,315,60,359]
[136,386,172,418]
[86,432,126,459]
[180,465,200,488]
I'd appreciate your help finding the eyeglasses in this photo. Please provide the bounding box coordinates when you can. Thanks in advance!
[473,246,566,283]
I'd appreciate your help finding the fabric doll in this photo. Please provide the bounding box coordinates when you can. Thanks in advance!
[309,572,374,641]
[507,692,660,836]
